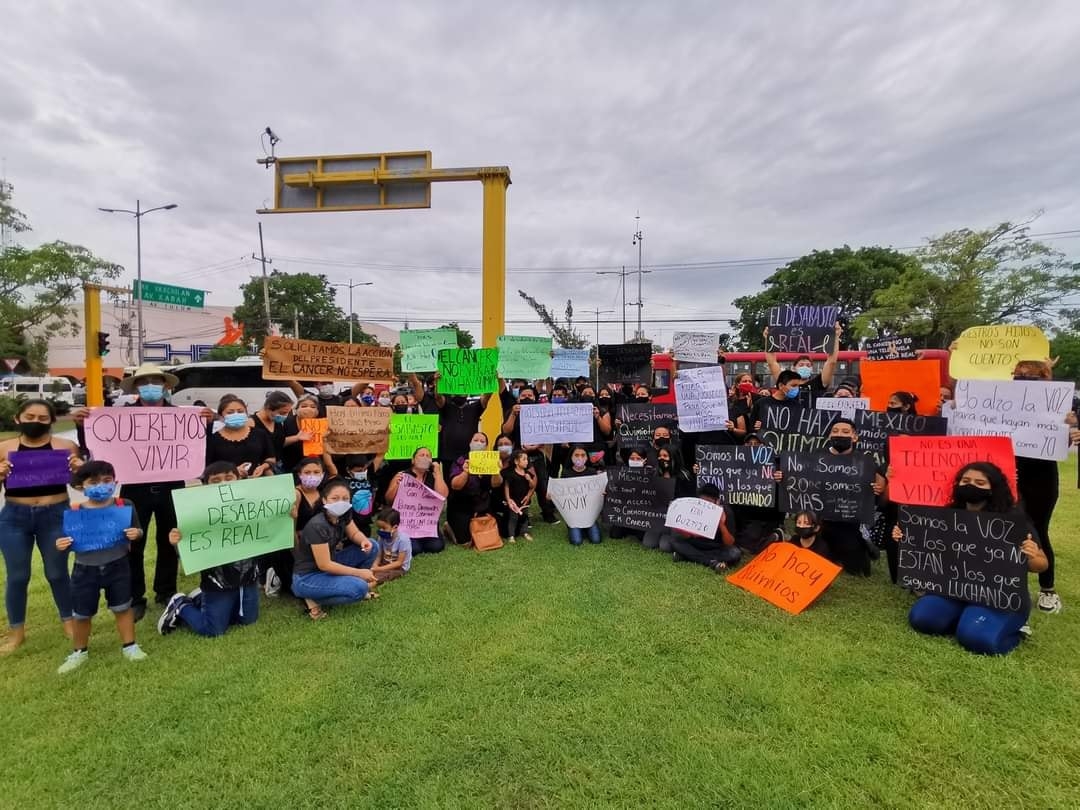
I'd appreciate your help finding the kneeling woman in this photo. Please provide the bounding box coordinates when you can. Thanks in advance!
[291,479,380,618]
[895,462,1047,655]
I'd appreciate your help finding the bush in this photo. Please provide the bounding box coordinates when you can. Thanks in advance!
[0,396,22,430]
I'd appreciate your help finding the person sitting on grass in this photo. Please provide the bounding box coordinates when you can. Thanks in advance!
[55,461,146,674]
[291,478,379,620]
[893,462,1048,656]
[555,445,603,546]
[669,483,741,573]
[370,508,412,586]
[787,510,831,558]
[157,462,261,638]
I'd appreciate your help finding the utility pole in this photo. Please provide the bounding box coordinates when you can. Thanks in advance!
[583,307,614,388]
[294,307,300,339]
[595,266,628,342]
[255,222,273,337]
[631,215,650,341]
[331,279,374,343]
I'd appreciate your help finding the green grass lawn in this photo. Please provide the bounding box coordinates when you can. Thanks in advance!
[2,458,1079,808]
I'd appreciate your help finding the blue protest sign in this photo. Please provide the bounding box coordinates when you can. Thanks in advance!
[63,505,133,553]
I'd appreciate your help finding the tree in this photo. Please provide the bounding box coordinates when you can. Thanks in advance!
[233,271,376,344]
[517,290,588,348]
[439,322,475,348]
[0,184,122,367]
[731,247,918,349]
[859,220,1080,348]
[204,345,250,361]
[1050,330,1080,384]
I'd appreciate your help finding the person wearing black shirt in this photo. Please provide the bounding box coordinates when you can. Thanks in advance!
[434,377,494,471]
[501,386,561,523]
[251,391,292,468]
[206,396,277,477]
[669,484,742,571]
[787,510,831,559]
[763,321,842,408]
[746,370,803,433]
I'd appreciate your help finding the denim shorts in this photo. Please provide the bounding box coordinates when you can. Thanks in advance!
[71,557,132,618]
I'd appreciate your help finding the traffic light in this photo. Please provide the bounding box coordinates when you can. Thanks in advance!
[97,331,110,357]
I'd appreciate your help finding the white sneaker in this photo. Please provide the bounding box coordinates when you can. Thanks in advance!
[1037,591,1062,613]
[265,567,281,597]
[122,643,148,662]
[1019,624,1033,639]
[57,650,88,675]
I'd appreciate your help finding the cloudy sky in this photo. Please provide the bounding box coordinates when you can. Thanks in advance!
[3,0,1080,347]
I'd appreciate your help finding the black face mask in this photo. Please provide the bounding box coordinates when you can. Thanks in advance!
[518,398,535,405]
[597,397,611,406]
[829,437,853,453]
[579,396,594,404]
[1013,375,1043,382]
[886,407,904,414]
[955,484,992,504]
[17,422,50,440]
[393,405,409,414]
[796,526,817,539]
[450,396,467,407]
[636,395,650,403]
[658,460,672,471]
[654,437,670,448]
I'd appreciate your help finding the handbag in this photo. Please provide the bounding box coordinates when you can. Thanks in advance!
[470,514,503,552]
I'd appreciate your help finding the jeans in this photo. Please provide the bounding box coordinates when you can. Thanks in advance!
[0,501,71,627]
[411,536,445,555]
[291,541,380,607]
[178,586,260,637]
[507,510,531,539]
[123,482,182,605]
[70,557,132,618]
[670,535,742,568]
[568,523,602,545]
[909,594,1029,656]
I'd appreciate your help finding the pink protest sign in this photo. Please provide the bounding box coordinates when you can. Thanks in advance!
[394,473,445,537]
[84,406,207,484]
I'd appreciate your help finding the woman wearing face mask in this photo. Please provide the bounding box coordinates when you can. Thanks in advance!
[490,434,517,536]
[0,399,83,653]
[894,462,1047,655]
[264,455,329,600]
[386,447,449,555]
[641,446,694,552]
[787,511,831,558]
[728,373,760,441]
[206,395,277,478]
[551,445,603,545]
[280,395,338,479]
[446,432,504,546]
[252,392,293,469]
[282,378,369,417]
[886,391,918,415]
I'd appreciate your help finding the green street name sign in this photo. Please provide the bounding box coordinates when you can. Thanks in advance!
[134,280,205,309]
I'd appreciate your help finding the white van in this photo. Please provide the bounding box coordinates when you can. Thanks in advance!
[169,359,297,412]
[0,376,75,406]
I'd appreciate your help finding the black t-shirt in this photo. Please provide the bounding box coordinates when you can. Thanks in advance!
[750,395,796,430]
[295,490,323,533]
[439,399,486,461]
[794,374,827,408]
[790,534,832,559]
[251,415,286,460]
[206,427,276,470]
[280,414,305,475]
[314,394,347,418]
[293,512,349,576]
[504,468,533,506]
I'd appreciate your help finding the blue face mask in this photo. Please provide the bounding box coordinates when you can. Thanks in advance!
[796,366,813,380]
[272,413,288,425]
[361,395,375,406]
[223,413,249,429]
[784,387,800,400]
[138,384,164,403]
[551,396,566,404]
[377,529,392,541]
[84,483,115,502]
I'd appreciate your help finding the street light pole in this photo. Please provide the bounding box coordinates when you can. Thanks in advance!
[595,266,628,342]
[331,279,374,343]
[99,200,178,364]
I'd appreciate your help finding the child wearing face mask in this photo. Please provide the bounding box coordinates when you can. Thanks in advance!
[787,510,831,558]
[266,456,327,598]
[343,454,380,538]
[55,461,146,674]
[504,450,537,543]
[370,508,412,584]
[157,462,263,637]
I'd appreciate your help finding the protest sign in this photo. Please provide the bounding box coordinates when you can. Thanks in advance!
[550,348,590,379]
[497,335,552,380]
[547,472,608,528]
[300,418,328,456]
[672,332,719,364]
[602,467,675,532]
[757,401,835,454]
[896,505,1029,611]
[597,343,652,385]
[385,414,439,461]
[887,435,1016,506]
[695,444,776,508]
[262,336,394,382]
[674,366,729,433]
[766,304,839,354]
[859,359,941,416]
[85,407,207,485]
[394,473,445,537]
[863,336,917,360]
[172,476,296,575]
[323,406,391,455]
[63,505,133,554]
[519,403,593,445]
[400,328,459,373]
[468,450,501,475]
[851,409,949,466]
[949,324,1050,381]
[779,452,876,524]
[615,403,680,452]
[727,543,842,615]
[5,450,71,490]
[436,348,500,395]
[665,497,724,539]
[815,397,870,420]
[949,379,1074,461]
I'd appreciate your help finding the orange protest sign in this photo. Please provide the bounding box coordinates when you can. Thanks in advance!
[859,359,940,416]
[726,543,841,615]
[887,435,1017,506]
[300,418,328,456]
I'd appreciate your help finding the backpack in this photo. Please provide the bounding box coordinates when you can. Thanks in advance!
[470,515,503,552]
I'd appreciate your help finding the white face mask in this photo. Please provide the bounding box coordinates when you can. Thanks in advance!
[628,459,645,468]
[414,457,432,471]
[324,501,352,518]
[469,442,487,452]
[318,384,336,397]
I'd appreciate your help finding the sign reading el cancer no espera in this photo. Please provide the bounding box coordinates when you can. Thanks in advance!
[262,336,395,382]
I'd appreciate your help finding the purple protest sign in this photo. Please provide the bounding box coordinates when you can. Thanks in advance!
[5,450,72,490]
[394,474,445,537]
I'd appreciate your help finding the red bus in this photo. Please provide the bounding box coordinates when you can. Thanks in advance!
[649,350,950,405]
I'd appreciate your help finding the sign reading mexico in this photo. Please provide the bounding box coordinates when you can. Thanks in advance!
[172,475,296,574]
[262,336,394,382]
[84,407,207,484]
[948,324,1049,380]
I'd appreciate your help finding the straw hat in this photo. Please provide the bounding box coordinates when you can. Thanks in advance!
[120,363,180,393]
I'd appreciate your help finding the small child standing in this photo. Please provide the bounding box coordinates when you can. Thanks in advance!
[156,462,260,638]
[504,450,536,543]
[370,508,412,586]
[55,461,146,674]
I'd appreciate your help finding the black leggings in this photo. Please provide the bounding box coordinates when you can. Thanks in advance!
[1017,459,1059,591]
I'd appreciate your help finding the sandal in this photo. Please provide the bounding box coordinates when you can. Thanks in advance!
[306,606,327,621]
[712,561,729,573]
[364,590,380,600]
[523,533,534,542]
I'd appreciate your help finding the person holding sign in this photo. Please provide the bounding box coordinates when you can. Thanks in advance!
[668,484,741,572]
[158,462,263,638]
[206,395,277,478]
[447,433,504,547]
[0,398,83,654]
[291,479,380,619]
[553,445,604,545]
[786,511,831,559]
[434,374,495,473]
[251,391,294,470]
[894,462,1047,655]
[764,321,843,407]
[280,395,338,479]
[55,461,146,674]
[386,447,449,555]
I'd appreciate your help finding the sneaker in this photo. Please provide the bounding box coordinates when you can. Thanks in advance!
[57,650,88,675]
[1037,591,1062,613]
[122,643,148,663]
[157,593,188,636]
[1019,624,1033,639]
[672,551,685,562]
[265,567,281,597]
[187,587,203,608]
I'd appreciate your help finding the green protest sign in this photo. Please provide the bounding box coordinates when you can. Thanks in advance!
[497,335,552,380]
[436,348,500,395]
[172,476,296,575]
[386,414,440,460]
[400,328,458,373]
